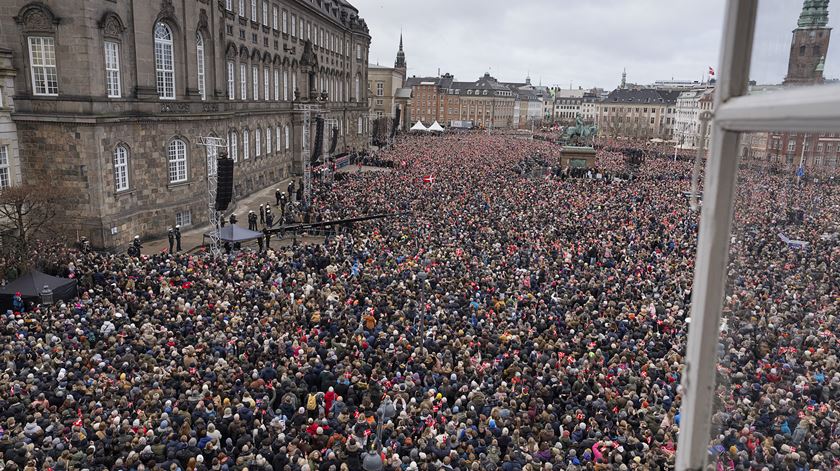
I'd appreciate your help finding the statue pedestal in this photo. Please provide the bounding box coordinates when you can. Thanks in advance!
[560,146,596,169]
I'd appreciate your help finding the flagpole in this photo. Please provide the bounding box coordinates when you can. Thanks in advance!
[797,133,807,186]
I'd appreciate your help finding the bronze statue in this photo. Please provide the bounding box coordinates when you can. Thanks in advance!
[561,114,598,146]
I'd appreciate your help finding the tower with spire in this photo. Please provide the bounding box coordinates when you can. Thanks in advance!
[620,68,627,89]
[784,0,831,85]
[394,34,407,74]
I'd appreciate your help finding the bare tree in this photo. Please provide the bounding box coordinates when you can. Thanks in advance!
[0,183,65,271]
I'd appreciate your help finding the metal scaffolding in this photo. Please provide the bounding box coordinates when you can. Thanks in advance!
[196,136,227,258]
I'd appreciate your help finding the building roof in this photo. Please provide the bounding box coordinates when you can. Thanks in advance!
[368,64,393,70]
[395,88,412,99]
[602,88,680,105]
[404,74,454,89]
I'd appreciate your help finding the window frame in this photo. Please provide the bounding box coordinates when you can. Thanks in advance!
[154,23,176,100]
[28,36,59,96]
[243,128,250,160]
[196,33,206,101]
[252,64,259,100]
[675,1,840,469]
[0,145,10,189]
[264,66,270,101]
[255,127,261,157]
[240,63,247,100]
[113,145,129,192]
[227,61,236,100]
[104,40,121,98]
[167,138,188,184]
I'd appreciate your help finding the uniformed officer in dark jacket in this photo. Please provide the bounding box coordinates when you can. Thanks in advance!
[288,180,296,200]
[275,188,282,206]
[259,204,265,224]
[175,225,182,252]
[248,210,258,231]
[229,213,238,225]
[265,209,274,228]
[167,227,175,253]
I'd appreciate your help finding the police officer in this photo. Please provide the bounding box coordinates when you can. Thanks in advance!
[263,227,271,251]
[288,180,296,201]
[174,225,182,252]
[259,204,265,225]
[167,227,175,253]
[296,185,303,204]
[229,213,237,226]
[128,235,142,257]
[275,188,282,206]
[248,210,258,231]
[265,208,274,228]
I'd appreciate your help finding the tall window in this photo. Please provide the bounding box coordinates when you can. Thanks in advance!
[356,44,361,60]
[274,68,280,100]
[0,145,10,189]
[266,127,272,154]
[273,6,279,30]
[243,129,250,159]
[113,145,129,191]
[238,0,245,16]
[228,131,238,161]
[196,33,206,101]
[357,116,363,134]
[284,126,290,149]
[276,126,281,151]
[154,23,175,99]
[104,41,121,98]
[251,0,257,21]
[240,63,247,99]
[226,0,233,11]
[28,37,58,96]
[264,67,270,101]
[283,70,289,100]
[291,71,297,98]
[376,82,384,97]
[300,19,304,40]
[252,65,259,100]
[292,14,297,37]
[282,10,288,34]
[227,61,235,99]
[255,128,261,156]
[167,139,187,183]
[262,1,268,26]
[354,75,360,101]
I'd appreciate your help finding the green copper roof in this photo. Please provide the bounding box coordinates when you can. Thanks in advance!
[798,0,830,28]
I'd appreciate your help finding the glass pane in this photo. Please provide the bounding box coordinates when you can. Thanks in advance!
[709,129,840,469]
[749,0,839,95]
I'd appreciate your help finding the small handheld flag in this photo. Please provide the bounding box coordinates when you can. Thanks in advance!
[796,166,805,178]
[708,66,715,76]
[422,175,435,184]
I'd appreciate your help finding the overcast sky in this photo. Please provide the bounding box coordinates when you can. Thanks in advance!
[355,0,839,90]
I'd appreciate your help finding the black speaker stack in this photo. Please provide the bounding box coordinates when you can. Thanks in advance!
[311,117,324,163]
[328,127,339,154]
[215,154,234,211]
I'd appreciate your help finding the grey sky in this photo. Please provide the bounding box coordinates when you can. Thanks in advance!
[354,0,839,90]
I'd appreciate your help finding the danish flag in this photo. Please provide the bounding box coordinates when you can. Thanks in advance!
[422,175,435,184]
[708,66,715,77]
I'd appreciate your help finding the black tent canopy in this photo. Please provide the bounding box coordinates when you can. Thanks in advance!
[0,270,78,310]
[204,224,264,243]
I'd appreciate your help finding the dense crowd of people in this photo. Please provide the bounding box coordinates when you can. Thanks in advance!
[1,133,838,470]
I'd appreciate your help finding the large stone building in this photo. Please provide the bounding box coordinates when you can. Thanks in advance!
[367,35,406,122]
[406,72,516,129]
[595,89,678,140]
[2,0,371,248]
[0,48,22,189]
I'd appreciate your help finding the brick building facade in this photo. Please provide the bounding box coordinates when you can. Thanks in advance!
[2,0,370,249]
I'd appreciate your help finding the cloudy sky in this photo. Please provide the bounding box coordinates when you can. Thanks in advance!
[355,0,839,89]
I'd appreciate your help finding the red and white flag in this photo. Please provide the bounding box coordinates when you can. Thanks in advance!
[422,175,435,184]
[708,66,715,76]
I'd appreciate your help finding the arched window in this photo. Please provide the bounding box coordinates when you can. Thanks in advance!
[243,129,250,159]
[114,145,129,191]
[255,128,261,156]
[266,126,272,154]
[228,131,238,161]
[227,61,235,100]
[154,23,175,99]
[196,33,206,101]
[167,139,187,183]
[240,62,247,99]
[274,68,279,101]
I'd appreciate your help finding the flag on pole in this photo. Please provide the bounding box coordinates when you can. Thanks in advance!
[796,165,805,178]
[708,66,715,76]
[422,175,436,184]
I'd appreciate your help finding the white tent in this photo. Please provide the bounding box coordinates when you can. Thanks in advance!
[428,121,445,132]
[410,121,428,132]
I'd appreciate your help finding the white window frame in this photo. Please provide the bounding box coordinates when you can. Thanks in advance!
[676,1,840,469]
[243,128,250,160]
[252,65,259,100]
[266,126,272,154]
[282,10,288,34]
[104,41,121,98]
[274,68,280,101]
[238,0,245,17]
[154,23,175,100]
[255,128,261,157]
[251,0,257,21]
[284,125,290,149]
[276,126,281,151]
[196,33,206,101]
[227,61,236,100]
[283,70,289,101]
[292,14,297,38]
[226,0,233,11]
[113,145,129,192]
[28,36,58,96]
[228,131,238,162]
[273,6,279,30]
[264,67,270,101]
[240,63,247,99]
[0,145,10,189]
[167,139,188,183]
[175,210,192,227]
[262,1,268,27]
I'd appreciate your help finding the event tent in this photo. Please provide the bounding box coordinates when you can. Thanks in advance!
[428,121,445,132]
[410,121,428,132]
[0,270,78,310]
[204,225,265,243]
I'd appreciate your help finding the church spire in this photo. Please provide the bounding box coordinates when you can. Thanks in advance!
[395,33,406,70]
[797,0,830,29]
[620,68,627,89]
